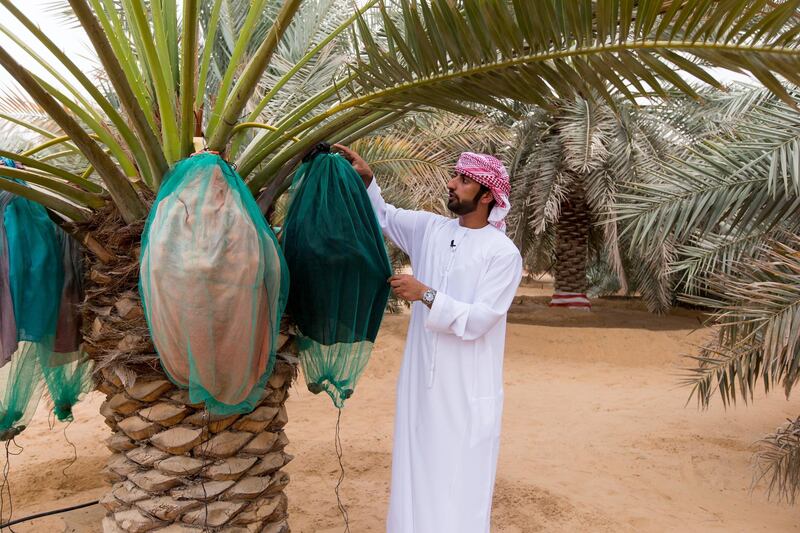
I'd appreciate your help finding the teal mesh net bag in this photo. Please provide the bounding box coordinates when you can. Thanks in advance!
[42,228,92,422]
[140,153,289,416]
[282,147,391,407]
[0,162,91,438]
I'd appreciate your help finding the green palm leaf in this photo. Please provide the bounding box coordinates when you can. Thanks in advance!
[342,0,800,115]
[3,0,800,228]
[684,237,800,409]
[618,88,800,253]
[245,0,800,193]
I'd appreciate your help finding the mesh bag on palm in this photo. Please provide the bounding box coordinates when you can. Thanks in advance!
[43,228,92,422]
[140,153,288,416]
[282,150,391,408]
[0,163,91,438]
[0,187,45,438]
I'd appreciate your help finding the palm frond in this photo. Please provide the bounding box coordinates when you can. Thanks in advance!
[246,0,800,194]
[201,0,284,95]
[342,1,800,119]
[674,225,798,294]
[414,113,510,154]
[527,134,573,236]
[5,0,800,227]
[618,96,800,250]
[631,235,677,312]
[651,82,782,141]
[0,86,65,138]
[617,86,800,311]
[559,97,614,174]
[755,416,800,504]
[506,111,548,258]
[684,237,800,407]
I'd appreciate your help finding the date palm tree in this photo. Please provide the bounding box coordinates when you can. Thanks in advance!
[506,82,789,311]
[504,95,682,310]
[1,0,800,529]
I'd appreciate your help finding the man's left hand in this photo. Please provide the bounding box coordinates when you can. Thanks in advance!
[389,275,428,302]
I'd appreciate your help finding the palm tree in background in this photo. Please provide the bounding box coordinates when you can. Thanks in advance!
[617,84,800,503]
[504,95,685,310]
[0,0,799,529]
[506,83,788,312]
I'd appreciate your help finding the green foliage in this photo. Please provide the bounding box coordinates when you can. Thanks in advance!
[619,84,800,503]
[504,95,686,310]
[2,0,800,225]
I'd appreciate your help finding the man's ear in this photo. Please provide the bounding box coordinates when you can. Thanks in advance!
[480,190,493,204]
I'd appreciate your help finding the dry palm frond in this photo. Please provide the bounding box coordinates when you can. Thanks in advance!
[755,416,800,504]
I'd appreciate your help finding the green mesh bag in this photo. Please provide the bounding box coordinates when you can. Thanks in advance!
[0,163,91,438]
[282,147,391,407]
[140,153,289,416]
[41,228,92,423]
[0,344,44,440]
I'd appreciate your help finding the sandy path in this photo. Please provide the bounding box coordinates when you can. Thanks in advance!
[2,289,798,532]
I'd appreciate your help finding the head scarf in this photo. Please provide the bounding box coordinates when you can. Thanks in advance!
[454,152,511,231]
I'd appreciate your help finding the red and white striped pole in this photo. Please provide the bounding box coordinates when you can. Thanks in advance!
[549,292,591,310]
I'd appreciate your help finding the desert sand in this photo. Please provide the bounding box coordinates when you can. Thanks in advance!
[2,284,798,532]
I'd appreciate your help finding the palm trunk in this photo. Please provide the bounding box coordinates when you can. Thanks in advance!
[97,363,293,533]
[551,186,591,309]
[77,206,294,532]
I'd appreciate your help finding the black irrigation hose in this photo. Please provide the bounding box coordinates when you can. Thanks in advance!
[0,499,99,529]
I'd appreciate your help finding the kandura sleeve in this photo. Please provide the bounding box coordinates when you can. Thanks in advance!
[425,250,523,341]
[366,179,437,260]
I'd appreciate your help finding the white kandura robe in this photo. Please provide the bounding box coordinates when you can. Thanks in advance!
[366,181,523,533]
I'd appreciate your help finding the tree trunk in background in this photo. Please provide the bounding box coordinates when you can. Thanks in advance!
[75,206,294,532]
[551,186,591,309]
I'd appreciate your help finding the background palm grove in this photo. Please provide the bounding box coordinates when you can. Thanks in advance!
[0,0,799,530]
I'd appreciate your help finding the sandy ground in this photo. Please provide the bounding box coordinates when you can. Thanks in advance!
[2,285,798,532]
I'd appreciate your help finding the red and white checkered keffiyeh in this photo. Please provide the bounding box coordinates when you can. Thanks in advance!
[454,152,511,231]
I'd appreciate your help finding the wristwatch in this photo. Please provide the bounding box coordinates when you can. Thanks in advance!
[422,288,437,307]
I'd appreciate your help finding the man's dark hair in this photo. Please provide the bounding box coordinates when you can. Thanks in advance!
[477,184,496,213]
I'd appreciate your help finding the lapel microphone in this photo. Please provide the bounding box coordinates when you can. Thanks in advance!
[450,239,456,249]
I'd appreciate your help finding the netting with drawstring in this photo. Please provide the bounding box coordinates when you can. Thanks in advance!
[282,147,391,408]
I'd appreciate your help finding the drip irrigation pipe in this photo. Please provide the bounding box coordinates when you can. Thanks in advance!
[0,499,99,529]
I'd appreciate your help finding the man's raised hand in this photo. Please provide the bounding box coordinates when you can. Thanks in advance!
[332,144,374,188]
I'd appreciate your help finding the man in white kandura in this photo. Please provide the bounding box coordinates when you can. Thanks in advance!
[334,144,523,533]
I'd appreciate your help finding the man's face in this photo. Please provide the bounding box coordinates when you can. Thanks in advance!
[447,172,488,215]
